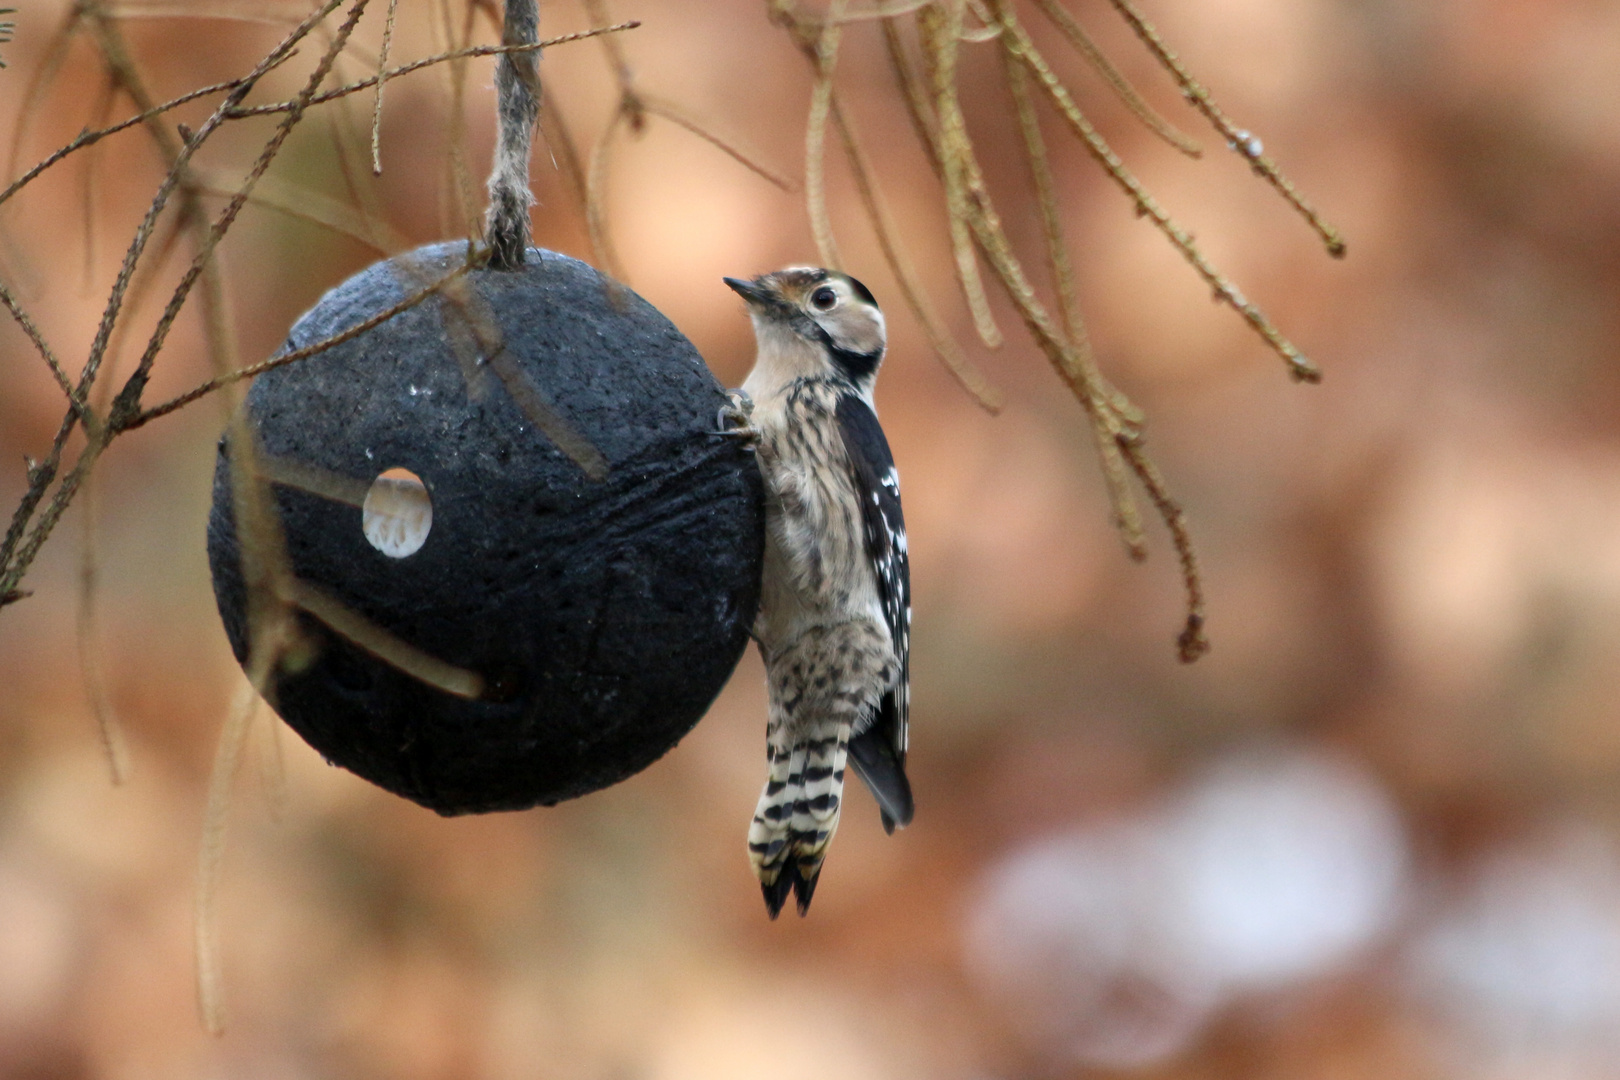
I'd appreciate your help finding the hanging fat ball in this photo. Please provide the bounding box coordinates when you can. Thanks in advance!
[726,266,914,918]
[207,242,765,814]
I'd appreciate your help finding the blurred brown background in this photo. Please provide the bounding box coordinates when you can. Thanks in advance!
[4,0,1620,1077]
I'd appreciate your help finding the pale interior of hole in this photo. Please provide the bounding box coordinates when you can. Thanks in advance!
[362,467,432,558]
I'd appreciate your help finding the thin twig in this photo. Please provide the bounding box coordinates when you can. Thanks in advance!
[0,279,99,432]
[1029,0,1199,157]
[1003,43,1144,556]
[1119,436,1208,661]
[127,254,478,428]
[1103,0,1345,258]
[112,0,376,423]
[369,0,399,174]
[4,2,82,194]
[828,97,1002,412]
[439,0,479,238]
[586,110,628,282]
[878,1,1206,643]
[77,472,131,784]
[640,95,795,192]
[918,3,1003,349]
[320,49,391,249]
[537,72,590,208]
[196,676,260,1036]
[583,0,635,93]
[193,173,409,255]
[0,70,288,209]
[778,7,1000,409]
[286,580,485,699]
[997,10,1321,383]
[805,2,845,271]
[431,261,609,479]
[79,75,119,295]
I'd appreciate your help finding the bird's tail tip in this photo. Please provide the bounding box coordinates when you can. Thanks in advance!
[758,859,823,918]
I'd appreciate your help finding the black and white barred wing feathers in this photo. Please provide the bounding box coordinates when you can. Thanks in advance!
[835,395,914,833]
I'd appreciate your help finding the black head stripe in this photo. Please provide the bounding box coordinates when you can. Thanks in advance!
[829,343,882,382]
[801,318,882,383]
[840,273,877,307]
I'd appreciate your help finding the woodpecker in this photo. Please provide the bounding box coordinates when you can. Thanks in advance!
[723,266,913,918]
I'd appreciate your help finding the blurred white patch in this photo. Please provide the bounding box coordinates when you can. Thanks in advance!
[363,468,432,558]
[1404,824,1620,1075]
[965,823,1219,1069]
[965,749,1408,1068]
[1160,751,1409,991]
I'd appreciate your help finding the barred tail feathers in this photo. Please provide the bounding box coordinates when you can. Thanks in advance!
[749,734,848,917]
[751,620,894,917]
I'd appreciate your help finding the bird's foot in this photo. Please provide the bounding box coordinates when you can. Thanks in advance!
[714,389,758,445]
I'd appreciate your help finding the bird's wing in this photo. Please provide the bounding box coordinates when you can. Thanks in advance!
[835,395,914,831]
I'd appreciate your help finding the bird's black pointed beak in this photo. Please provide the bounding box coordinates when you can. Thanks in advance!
[724,276,771,307]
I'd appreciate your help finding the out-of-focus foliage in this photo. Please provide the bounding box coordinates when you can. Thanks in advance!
[3,1,1620,1077]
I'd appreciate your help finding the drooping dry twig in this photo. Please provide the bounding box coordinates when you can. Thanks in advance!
[1029,0,1199,157]
[1002,43,1145,557]
[77,473,132,786]
[774,0,1328,655]
[1103,0,1346,258]
[581,0,790,283]
[996,11,1322,384]
[917,2,1003,349]
[4,0,1338,721]
[805,0,846,270]
[640,95,795,192]
[829,97,1002,412]
[129,254,479,427]
[225,25,640,117]
[370,0,400,173]
[195,670,266,1035]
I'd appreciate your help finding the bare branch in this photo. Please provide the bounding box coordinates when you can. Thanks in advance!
[113,0,376,423]
[1030,0,1201,157]
[805,4,845,271]
[0,72,286,210]
[640,95,795,192]
[77,473,132,785]
[370,0,400,174]
[0,279,99,432]
[918,3,1003,349]
[829,97,1003,413]
[223,24,641,118]
[128,253,478,429]
[1003,43,1145,557]
[1103,0,1346,258]
[998,10,1321,383]
[586,110,628,282]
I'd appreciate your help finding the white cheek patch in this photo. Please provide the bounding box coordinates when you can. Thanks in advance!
[827,309,886,358]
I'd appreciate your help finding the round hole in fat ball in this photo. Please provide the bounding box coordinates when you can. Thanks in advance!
[207,243,764,815]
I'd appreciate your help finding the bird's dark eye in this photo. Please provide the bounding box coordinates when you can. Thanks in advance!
[810,286,838,311]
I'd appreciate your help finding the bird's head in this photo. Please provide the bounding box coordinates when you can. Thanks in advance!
[725,267,886,392]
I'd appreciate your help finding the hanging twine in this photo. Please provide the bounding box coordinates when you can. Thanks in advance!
[485,0,540,269]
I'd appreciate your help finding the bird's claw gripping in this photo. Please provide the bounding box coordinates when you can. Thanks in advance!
[714,389,758,445]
